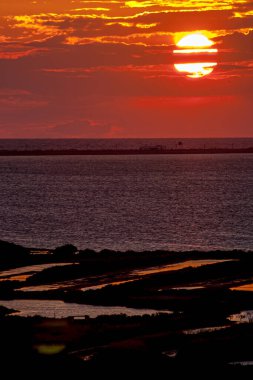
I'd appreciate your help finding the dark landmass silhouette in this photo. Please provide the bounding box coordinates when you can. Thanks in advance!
[1,240,253,377]
[0,147,253,156]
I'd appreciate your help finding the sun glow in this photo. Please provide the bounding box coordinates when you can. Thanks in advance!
[173,33,218,78]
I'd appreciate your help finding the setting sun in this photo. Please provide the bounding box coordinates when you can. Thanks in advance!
[177,33,214,48]
[173,33,218,78]
[174,62,217,78]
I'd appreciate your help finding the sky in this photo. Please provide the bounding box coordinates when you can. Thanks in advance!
[0,0,253,138]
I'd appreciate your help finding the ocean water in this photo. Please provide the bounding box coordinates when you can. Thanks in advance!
[0,139,252,251]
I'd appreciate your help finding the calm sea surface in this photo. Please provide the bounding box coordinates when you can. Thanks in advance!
[0,139,252,251]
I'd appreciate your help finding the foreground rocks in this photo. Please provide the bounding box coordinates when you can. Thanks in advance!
[1,241,253,376]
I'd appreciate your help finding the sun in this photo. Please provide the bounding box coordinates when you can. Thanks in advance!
[174,62,217,79]
[173,33,218,78]
[177,33,214,48]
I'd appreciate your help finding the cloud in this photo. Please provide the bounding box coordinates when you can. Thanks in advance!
[0,1,253,138]
[2,7,253,46]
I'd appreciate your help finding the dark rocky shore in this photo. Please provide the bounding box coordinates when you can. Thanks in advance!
[1,240,253,377]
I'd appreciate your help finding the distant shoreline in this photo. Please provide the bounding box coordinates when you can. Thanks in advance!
[0,147,253,156]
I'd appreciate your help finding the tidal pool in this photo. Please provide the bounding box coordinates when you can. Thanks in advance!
[18,259,230,293]
[0,299,172,319]
[183,325,229,335]
[228,361,253,366]
[230,283,253,292]
[81,279,137,292]
[228,310,253,323]
[0,263,77,282]
[131,259,232,276]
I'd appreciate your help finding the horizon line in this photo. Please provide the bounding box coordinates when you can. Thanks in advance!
[0,137,252,140]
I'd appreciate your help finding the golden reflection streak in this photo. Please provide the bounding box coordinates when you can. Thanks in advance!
[174,62,217,78]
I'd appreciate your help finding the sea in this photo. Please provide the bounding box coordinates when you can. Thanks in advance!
[0,138,252,252]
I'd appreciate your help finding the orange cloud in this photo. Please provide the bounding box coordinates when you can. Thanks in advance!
[1,0,253,138]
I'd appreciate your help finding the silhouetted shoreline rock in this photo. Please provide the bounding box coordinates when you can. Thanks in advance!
[53,244,78,258]
[0,240,30,266]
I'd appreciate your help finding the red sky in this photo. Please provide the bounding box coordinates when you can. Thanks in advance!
[0,0,253,138]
